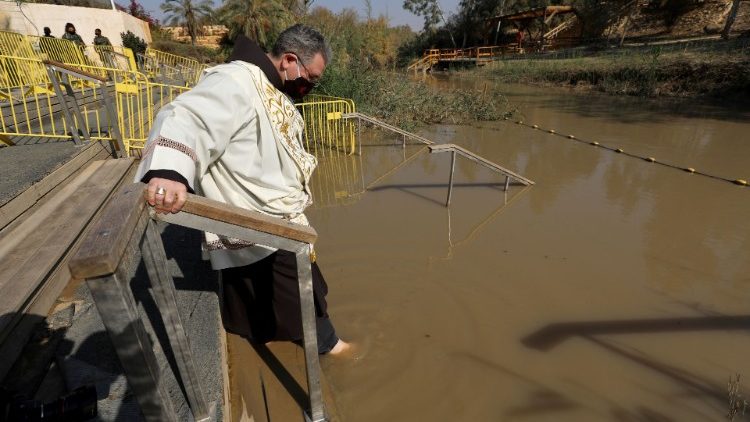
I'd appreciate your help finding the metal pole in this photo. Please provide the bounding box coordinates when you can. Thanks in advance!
[99,81,127,158]
[357,119,362,156]
[295,246,326,422]
[46,67,83,145]
[504,175,510,192]
[446,150,456,207]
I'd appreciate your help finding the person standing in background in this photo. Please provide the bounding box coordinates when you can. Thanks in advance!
[93,29,111,46]
[62,23,84,46]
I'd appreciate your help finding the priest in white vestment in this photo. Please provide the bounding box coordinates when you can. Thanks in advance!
[135,25,350,355]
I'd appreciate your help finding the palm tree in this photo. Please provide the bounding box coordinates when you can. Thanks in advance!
[161,0,214,45]
[218,0,291,48]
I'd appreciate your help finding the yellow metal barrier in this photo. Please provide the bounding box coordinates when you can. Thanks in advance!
[0,53,189,154]
[86,45,137,72]
[28,36,89,66]
[1,56,85,144]
[143,48,206,86]
[63,62,189,153]
[0,31,36,59]
[296,95,357,156]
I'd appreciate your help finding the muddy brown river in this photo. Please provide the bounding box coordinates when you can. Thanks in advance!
[305,81,750,421]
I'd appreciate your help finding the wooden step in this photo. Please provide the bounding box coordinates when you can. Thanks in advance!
[0,157,135,381]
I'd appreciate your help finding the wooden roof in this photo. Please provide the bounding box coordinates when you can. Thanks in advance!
[486,6,576,24]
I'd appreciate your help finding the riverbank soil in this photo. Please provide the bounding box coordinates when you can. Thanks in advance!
[307,84,750,421]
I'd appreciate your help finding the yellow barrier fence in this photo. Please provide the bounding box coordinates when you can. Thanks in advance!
[58,61,189,153]
[28,36,89,66]
[0,31,36,58]
[85,45,137,72]
[296,95,357,156]
[143,48,206,86]
[0,54,188,154]
[1,56,91,146]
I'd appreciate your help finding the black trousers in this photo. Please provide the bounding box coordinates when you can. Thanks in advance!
[220,250,339,354]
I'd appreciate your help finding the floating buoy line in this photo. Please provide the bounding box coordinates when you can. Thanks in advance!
[501,117,747,188]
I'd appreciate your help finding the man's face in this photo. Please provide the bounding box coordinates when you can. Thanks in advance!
[67,26,75,33]
[283,52,325,84]
[282,52,326,99]
[95,30,101,36]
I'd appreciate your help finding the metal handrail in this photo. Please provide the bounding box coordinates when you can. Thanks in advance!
[342,112,534,206]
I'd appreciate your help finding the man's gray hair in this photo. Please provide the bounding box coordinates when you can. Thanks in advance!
[272,24,332,65]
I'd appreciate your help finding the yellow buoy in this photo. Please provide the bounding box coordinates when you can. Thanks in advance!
[568,135,575,139]
[548,129,556,134]
[590,141,599,146]
[532,124,539,129]
[615,148,624,153]
[734,179,748,186]
[684,167,695,173]
[645,157,656,163]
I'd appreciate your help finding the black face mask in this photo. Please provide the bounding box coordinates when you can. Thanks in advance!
[283,64,316,101]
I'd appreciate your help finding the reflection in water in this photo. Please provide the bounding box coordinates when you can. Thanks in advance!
[439,185,532,261]
[305,81,750,422]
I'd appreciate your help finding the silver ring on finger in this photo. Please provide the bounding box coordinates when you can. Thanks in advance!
[155,186,166,196]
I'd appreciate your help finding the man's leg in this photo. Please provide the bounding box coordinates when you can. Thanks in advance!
[221,250,343,354]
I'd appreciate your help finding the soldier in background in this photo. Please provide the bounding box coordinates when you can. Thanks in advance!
[43,27,54,38]
[61,23,84,46]
[93,29,111,46]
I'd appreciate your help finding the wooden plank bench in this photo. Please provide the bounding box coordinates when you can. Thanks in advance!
[0,158,136,381]
[68,183,332,422]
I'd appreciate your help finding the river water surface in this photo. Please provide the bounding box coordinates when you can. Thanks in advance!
[305,80,750,421]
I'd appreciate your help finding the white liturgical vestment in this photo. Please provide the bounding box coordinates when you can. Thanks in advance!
[135,61,317,270]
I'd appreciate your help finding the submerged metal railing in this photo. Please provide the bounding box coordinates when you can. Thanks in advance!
[69,182,327,422]
[342,112,534,205]
[428,143,534,206]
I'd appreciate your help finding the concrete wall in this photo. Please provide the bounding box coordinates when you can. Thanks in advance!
[0,2,151,46]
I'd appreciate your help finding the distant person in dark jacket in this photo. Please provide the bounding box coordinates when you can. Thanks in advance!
[62,23,84,46]
[93,29,111,46]
[43,27,54,38]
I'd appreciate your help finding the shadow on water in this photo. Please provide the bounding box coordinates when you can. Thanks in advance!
[250,342,310,412]
[523,314,750,351]
[522,314,750,408]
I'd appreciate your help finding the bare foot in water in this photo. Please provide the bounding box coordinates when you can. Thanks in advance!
[328,339,356,357]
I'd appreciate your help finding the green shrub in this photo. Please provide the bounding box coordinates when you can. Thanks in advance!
[121,30,148,58]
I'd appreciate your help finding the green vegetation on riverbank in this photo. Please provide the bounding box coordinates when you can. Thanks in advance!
[291,8,509,128]
[317,65,508,129]
[472,39,750,98]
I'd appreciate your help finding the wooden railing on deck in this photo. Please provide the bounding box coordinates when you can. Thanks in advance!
[69,182,327,422]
